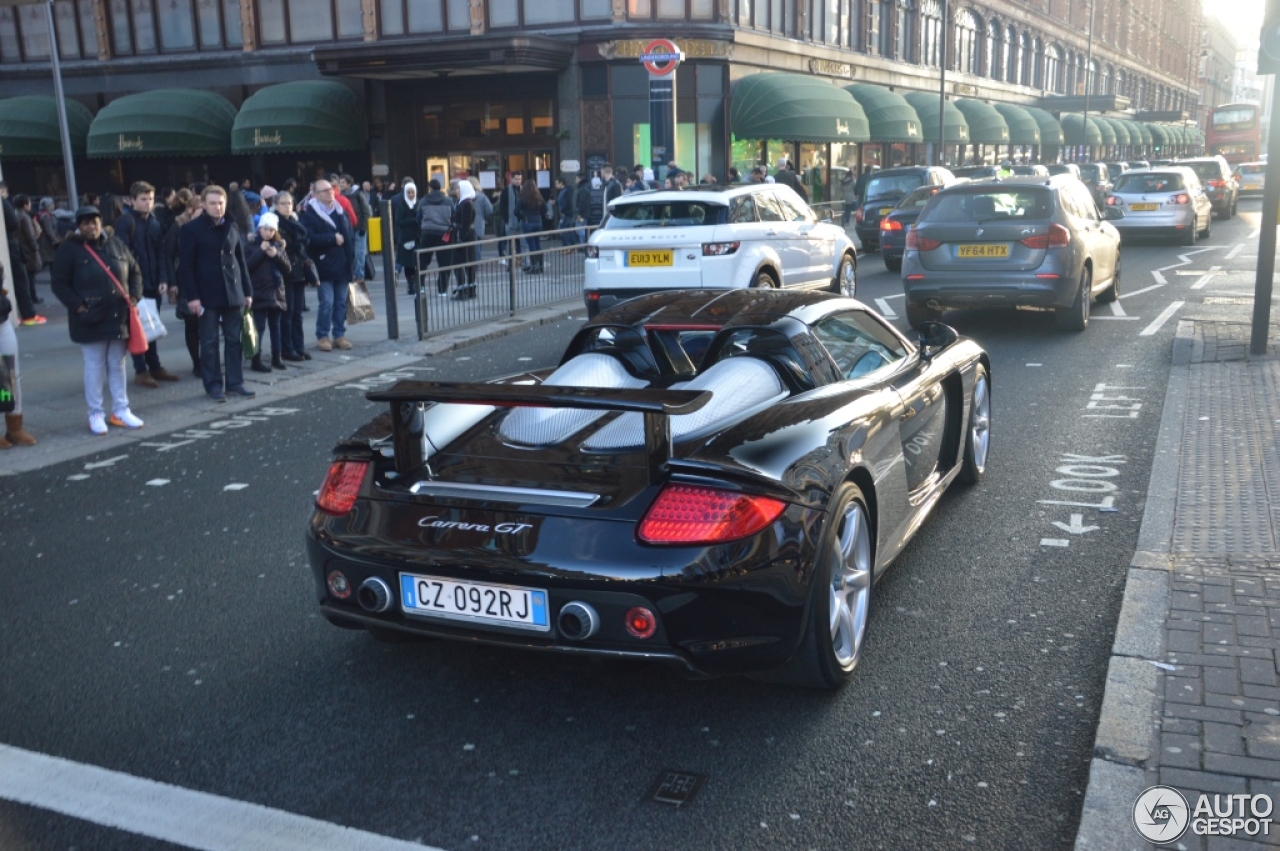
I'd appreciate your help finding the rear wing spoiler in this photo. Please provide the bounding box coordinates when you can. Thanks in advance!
[366,381,712,482]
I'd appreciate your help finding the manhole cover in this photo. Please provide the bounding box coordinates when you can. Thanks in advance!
[645,770,707,807]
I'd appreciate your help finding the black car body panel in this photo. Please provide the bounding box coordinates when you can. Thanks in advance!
[855,167,954,251]
[307,289,989,679]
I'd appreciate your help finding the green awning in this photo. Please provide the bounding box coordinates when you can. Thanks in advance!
[87,89,236,158]
[1062,113,1103,146]
[1101,117,1130,146]
[902,93,971,144]
[1145,124,1169,147]
[1023,106,1064,146]
[0,96,94,160]
[232,81,366,154]
[991,103,1041,145]
[843,84,923,142]
[953,99,1010,144]
[1165,126,1185,146]
[1123,119,1151,148]
[731,74,870,143]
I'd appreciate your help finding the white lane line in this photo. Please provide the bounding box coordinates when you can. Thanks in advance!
[1109,300,1126,317]
[1192,266,1223,290]
[1151,271,1167,285]
[145,479,170,487]
[874,298,898,318]
[1226,244,1245,260]
[0,743,439,851]
[1093,316,1141,320]
[1121,283,1166,299]
[1140,301,1185,336]
[1041,539,1070,548]
[223,483,249,491]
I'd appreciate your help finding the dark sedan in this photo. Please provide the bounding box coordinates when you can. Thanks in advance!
[854,166,954,252]
[308,290,991,689]
[879,184,946,272]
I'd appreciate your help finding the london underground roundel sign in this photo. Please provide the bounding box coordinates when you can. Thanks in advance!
[640,39,684,76]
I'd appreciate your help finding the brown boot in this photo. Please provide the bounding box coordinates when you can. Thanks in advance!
[135,371,159,388]
[150,367,182,382]
[4,414,36,447]
[0,432,10,450]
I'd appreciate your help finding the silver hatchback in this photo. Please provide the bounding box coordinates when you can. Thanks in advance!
[900,175,1124,332]
[1105,167,1212,246]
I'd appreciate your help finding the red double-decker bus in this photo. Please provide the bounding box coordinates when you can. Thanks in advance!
[1206,103,1262,165]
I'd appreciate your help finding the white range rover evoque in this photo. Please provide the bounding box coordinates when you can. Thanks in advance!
[584,184,858,317]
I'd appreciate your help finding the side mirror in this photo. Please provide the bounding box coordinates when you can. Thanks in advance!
[1102,206,1124,221]
[917,321,958,358]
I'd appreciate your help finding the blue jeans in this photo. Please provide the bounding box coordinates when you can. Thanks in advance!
[558,216,578,246]
[198,306,245,394]
[315,279,348,341]
[283,282,306,356]
[353,232,369,281]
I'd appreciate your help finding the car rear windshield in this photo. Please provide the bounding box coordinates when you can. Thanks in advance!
[922,188,1053,222]
[1078,164,1103,180]
[605,201,728,229]
[897,186,941,209]
[865,174,925,200]
[1113,173,1186,193]
[951,166,997,178]
[1239,164,1266,175]
[1046,165,1074,175]
[1185,162,1223,180]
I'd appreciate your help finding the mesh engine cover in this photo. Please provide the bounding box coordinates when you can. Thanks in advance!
[498,353,649,446]
[584,357,786,451]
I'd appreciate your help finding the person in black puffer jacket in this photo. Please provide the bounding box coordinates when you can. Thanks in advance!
[272,191,313,362]
[245,212,291,373]
[50,206,146,435]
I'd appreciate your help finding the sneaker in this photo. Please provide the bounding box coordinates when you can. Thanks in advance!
[226,385,256,398]
[135,372,159,389]
[108,410,144,429]
[316,337,333,352]
[333,337,353,350]
[20,315,47,326]
[88,412,108,435]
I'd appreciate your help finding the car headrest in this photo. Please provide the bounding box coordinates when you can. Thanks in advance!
[972,195,997,217]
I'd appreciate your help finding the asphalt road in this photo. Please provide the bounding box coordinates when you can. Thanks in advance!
[0,201,1266,850]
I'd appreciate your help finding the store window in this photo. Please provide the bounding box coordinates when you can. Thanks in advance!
[1019,31,1031,85]
[408,0,444,32]
[336,0,362,38]
[920,0,942,68]
[1044,44,1061,93]
[222,0,241,45]
[446,0,467,28]
[158,0,197,50]
[526,0,573,24]
[258,0,285,43]
[131,0,157,53]
[108,0,132,52]
[0,7,20,60]
[628,0,650,16]
[288,0,333,42]
[77,0,97,54]
[657,0,683,18]
[954,8,979,75]
[53,0,79,58]
[19,2,50,58]
[985,20,1000,80]
[582,0,610,18]
[895,0,912,60]
[867,0,882,55]
[488,0,517,27]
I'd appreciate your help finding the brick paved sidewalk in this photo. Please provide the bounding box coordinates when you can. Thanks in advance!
[1077,317,1280,851]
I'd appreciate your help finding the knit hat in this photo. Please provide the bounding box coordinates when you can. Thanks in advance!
[258,212,280,231]
[260,185,278,201]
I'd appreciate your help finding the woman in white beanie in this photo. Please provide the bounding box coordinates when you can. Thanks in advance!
[245,211,291,372]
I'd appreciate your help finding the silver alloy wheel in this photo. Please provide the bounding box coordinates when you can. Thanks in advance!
[839,255,856,296]
[829,501,872,668]
[970,374,991,474]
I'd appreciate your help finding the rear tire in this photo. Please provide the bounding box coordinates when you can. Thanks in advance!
[956,365,991,486]
[765,483,873,690]
[1231,196,1238,217]
[884,256,902,273]
[1180,217,1197,246]
[753,269,778,289]
[906,302,940,328]
[1097,256,1120,303]
[831,253,857,296]
[1201,215,1212,239]
[1056,266,1091,332]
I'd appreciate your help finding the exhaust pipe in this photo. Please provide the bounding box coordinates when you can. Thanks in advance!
[557,601,600,641]
[357,577,393,613]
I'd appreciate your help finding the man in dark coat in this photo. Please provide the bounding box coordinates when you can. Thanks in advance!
[299,178,355,352]
[178,186,254,402]
[116,180,181,388]
[774,158,809,203]
[1,182,42,325]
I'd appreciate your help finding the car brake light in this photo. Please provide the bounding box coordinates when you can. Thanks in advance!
[638,484,786,545]
[584,245,599,258]
[317,460,369,516]
[1207,179,1226,188]
[880,219,903,231]
[624,607,657,639]
[1020,224,1070,249]
[702,241,741,256]
[856,207,865,222]
[905,228,941,251]
[1170,193,1191,205]
[586,291,599,303]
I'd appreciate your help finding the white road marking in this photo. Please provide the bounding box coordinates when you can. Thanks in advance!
[1150,271,1167,285]
[145,479,170,487]
[1051,513,1100,535]
[1140,301,1185,336]
[223,483,249,491]
[0,743,438,851]
[1026,363,1042,367]
[1040,539,1070,547]
[874,298,898,318]
[1121,283,1166,299]
[1191,266,1223,290]
[66,474,90,481]
[1109,300,1126,316]
[1226,243,1245,260]
[84,455,129,470]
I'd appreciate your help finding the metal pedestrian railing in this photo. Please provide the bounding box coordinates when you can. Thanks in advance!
[382,225,600,340]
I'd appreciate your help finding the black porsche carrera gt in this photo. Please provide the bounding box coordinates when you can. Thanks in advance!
[307,290,991,689]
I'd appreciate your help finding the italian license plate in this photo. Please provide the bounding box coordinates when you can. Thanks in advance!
[400,572,550,631]
[627,250,673,267]
[957,244,1009,258]
[1128,203,1159,211]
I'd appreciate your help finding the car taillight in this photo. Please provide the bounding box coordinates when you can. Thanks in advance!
[1020,224,1070,249]
[856,207,865,222]
[702,241,741,256]
[905,228,941,251]
[316,460,369,516]
[1207,179,1226,188]
[880,219,903,231]
[1170,193,1191,205]
[624,607,657,639]
[584,245,599,258]
[638,484,786,545]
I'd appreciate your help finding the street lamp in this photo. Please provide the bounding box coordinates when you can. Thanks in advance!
[0,0,78,206]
